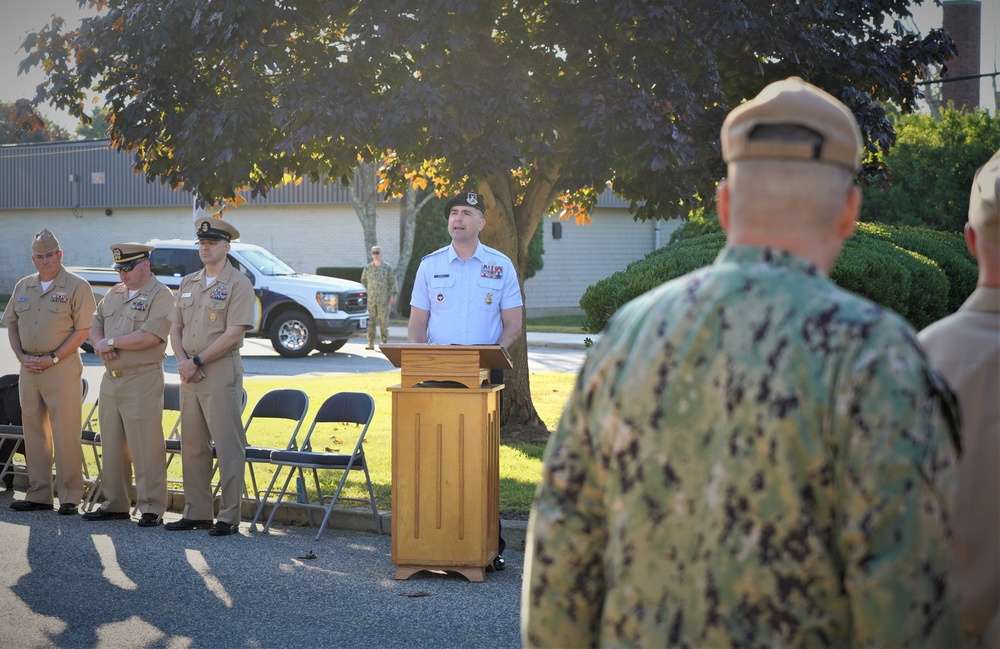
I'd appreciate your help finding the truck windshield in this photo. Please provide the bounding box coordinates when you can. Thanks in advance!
[240,248,297,276]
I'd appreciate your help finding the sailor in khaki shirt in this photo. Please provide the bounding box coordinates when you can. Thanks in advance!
[84,243,173,528]
[2,229,96,515]
[920,149,1000,649]
[166,217,255,537]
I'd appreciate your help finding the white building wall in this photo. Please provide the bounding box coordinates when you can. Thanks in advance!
[523,208,682,317]
[0,203,680,319]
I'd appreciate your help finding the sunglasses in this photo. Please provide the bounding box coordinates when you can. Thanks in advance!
[372,251,382,255]
[116,260,142,273]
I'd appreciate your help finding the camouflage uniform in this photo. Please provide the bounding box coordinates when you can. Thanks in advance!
[522,246,961,648]
[361,261,396,346]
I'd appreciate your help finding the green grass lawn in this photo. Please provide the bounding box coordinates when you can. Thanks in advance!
[83,371,577,516]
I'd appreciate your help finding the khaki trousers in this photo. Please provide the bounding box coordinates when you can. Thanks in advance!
[19,356,85,505]
[179,352,245,525]
[98,367,167,515]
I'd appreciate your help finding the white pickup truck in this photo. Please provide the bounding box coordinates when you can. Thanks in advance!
[69,239,368,357]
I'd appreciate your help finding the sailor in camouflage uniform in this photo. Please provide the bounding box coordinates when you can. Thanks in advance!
[360,245,396,349]
[522,78,962,648]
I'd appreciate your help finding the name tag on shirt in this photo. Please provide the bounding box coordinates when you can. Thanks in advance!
[181,292,192,298]
[433,274,450,278]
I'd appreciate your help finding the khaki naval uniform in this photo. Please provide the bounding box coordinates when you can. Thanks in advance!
[92,275,173,516]
[170,264,255,525]
[921,287,1000,645]
[1,267,96,505]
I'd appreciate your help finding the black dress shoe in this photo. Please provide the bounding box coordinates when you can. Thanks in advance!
[137,513,163,528]
[10,500,52,511]
[208,521,240,536]
[82,509,130,521]
[57,503,78,515]
[493,555,506,571]
[164,518,213,531]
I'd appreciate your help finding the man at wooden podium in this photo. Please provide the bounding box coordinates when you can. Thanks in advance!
[407,190,523,570]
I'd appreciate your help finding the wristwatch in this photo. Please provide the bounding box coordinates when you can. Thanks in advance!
[108,338,116,350]
[192,355,203,367]
[50,353,59,364]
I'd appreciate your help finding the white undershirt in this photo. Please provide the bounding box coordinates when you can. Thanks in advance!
[206,276,217,286]
[40,280,53,292]
[128,289,140,300]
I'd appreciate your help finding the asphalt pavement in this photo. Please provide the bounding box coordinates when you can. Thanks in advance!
[0,326,593,648]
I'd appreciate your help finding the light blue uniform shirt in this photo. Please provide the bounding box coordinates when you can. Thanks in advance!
[410,242,522,345]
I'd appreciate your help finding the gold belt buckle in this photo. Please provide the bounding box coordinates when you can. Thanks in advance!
[109,369,124,378]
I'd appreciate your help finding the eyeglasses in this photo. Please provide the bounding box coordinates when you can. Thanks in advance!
[372,251,381,256]
[116,261,141,273]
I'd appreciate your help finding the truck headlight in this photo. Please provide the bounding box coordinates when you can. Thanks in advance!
[316,292,339,313]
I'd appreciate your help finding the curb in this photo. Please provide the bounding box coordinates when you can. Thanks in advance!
[164,487,531,550]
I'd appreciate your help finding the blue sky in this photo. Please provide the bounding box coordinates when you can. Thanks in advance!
[1,0,996,134]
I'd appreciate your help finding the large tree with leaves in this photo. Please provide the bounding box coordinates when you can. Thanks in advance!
[21,0,953,437]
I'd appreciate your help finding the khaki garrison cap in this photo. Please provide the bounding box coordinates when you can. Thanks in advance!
[969,148,1000,243]
[721,77,862,173]
[195,216,240,241]
[110,243,154,269]
[32,229,60,254]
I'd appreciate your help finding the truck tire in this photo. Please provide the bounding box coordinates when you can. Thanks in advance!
[270,311,316,358]
[316,339,347,354]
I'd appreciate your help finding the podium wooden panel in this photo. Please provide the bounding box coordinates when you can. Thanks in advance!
[383,344,511,582]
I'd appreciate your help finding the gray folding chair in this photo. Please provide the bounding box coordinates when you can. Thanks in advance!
[253,392,380,540]
[212,388,308,517]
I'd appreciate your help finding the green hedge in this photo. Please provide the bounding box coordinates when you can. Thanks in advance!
[857,223,976,313]
[581,233,725,333]
[316,267,364,283]
[581,224,975,334]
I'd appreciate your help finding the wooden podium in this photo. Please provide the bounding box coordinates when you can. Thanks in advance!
[382,344,512,582]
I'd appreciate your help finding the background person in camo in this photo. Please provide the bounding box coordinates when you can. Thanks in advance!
[1,229,96,516]
[360,245,396,350]
[521,78,962,647]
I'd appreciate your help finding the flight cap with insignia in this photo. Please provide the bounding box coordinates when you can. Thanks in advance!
[721,77,862,173]
[32,228,60,254]
[195,216,240,241]
[969,148,1000,243]
[444,191,486,219]
[110,243,154,270]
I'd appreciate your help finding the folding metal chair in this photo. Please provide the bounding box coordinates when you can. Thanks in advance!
[253,392,380,540]
[162,382,183,485]
[212,388,308,517]
[79,380,108,510]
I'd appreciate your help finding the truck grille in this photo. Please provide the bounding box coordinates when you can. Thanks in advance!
[343,291,367,314]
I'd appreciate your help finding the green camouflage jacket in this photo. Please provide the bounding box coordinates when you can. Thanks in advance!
[522,246,960,648]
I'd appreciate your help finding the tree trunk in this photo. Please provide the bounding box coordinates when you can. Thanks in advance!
[393,185,433,317]
[349,162,380,256]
